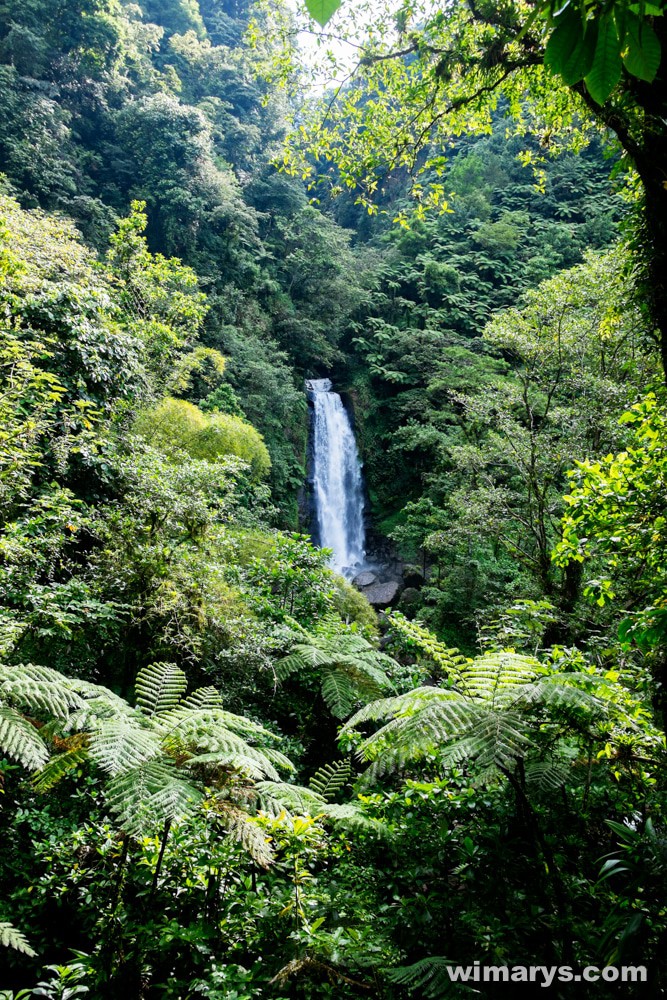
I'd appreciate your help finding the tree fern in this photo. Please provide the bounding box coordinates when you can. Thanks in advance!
[0,662,86,719]
[17,659,302,862]
[88,717,161,775]
[309,759,352,801]
[387,956,475,997]
[0,921,36,958]
[524,756,572,790]
[135,661,187,717]
[387,611,468,682]
[278,632,395,718]
[253,780,387,836]
[32,743,89,792]
[344,642,610,783]
[104,760,202,837]
[180,685,224,710]
[0,704,49,770]
[219,806,275,867]
[255,780,328,818]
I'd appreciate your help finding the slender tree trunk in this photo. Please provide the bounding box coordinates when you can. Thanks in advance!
[149,818,172,904]
[501,764,574,964]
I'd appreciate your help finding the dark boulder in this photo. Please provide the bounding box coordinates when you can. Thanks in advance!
[363,581,402,607]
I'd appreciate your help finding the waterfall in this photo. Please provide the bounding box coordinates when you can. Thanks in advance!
[306,378,366,578]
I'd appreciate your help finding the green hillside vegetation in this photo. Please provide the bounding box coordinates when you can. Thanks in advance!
[0,0,666,996]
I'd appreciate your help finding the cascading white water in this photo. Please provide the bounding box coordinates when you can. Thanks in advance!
[307,378,366,578]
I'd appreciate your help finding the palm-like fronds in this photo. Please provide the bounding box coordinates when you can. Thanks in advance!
[31,743,89,792]
[309,759,351,801]
[0,663,86,719]
[25,661,296,850]
[88,717,161,775]
[0,662,93,770]
[344,648,608,781]
[255,780,328,818]
[253,779,387,836]
[105,760,202,837]
[218,804,275,867]
[181,685,224,710]
[388,611,468,682]
[135,661,187,717]
[0,704,49,770]
[0,920,36,958]
[278,632,395,718]
[387,956,475,997]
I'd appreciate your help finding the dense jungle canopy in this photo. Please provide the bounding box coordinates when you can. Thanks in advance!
[0,0,665,996]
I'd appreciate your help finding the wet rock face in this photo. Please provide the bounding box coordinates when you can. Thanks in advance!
[362,581,402,607]
[352,570,377,588]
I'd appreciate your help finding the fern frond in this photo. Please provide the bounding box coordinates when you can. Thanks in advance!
[88,717,160,775]
[135,661,187,717]
[185,748,279,781]
[261,746,295,774]
[32,745,89,792]
[342,687,454,733]
[524,757,571,790]
[61,679,137,729]
[319,802,388,836]
[387,956,472,997]
[0,921,36,957]
[387,612,467,679]
[460,651,541,702]
[441,709,534,770]
[277,645,332,679]
[105,760,201,837]
[217,805,274,867]
[355,694,475,761]
[309,760,352,801]
[0,705,49,770]
[321,667,358,718]
[278,632,394,717]
[254,780,326,818]
[0,663,86,719]
[181,686,224,710]
[362,747,412,784]
[514,676,607,718]
[158,707,275,742]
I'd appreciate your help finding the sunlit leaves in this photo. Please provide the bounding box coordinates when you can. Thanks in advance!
[621,12,662,80]
[304,0,341,26]
[584,15,623,103]
[545,7,597,84]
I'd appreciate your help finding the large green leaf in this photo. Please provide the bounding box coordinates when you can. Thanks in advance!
[305,0,341,26]
[585,15,622,103]
[545,8,597,85]
[621,12,662,81]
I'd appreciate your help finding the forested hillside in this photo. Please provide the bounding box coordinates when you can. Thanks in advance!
[0,0,666,996]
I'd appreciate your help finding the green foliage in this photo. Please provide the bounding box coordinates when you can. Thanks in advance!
[331,577,378,635]
[308,759,352,800]
[1,0,666,995]
[387,956,462,998]
[135,662,188,717]
[135,397,272,480]
[278,630,395,718]
[0,921,36,958]
[343,621,638,785]
[556,392,667,610]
